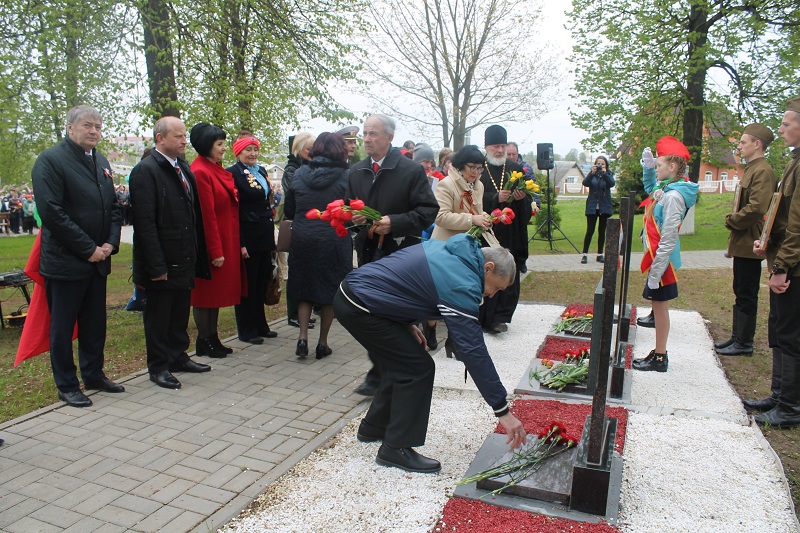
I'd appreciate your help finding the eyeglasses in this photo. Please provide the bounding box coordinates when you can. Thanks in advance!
[465,164,483,173]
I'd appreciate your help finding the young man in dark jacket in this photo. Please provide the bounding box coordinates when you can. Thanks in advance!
[129,116,212,390]
[347,114,439,396]
[31,105,124,407]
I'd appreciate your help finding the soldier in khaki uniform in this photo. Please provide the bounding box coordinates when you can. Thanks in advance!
[747,98,800,429]
[715,124,777,356]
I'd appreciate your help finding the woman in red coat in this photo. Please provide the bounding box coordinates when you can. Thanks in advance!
[189,123,244,357]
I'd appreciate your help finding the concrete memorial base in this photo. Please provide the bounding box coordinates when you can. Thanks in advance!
[454,434,623,524]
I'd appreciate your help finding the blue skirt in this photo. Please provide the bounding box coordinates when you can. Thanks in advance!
[643,282,678,302]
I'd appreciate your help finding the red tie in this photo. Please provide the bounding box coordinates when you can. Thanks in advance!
[174,162,189,193]
[373,162,380,174]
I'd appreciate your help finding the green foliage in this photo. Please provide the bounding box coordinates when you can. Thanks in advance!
[567,0,800,181]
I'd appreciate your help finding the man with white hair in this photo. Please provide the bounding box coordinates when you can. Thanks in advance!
[479,125,534,333]
[32,105,124,407]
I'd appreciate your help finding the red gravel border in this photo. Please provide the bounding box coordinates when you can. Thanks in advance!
[537,337,632,369]
[562,303,638,325]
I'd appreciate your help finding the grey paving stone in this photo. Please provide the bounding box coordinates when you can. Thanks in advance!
[30,502,84,528]
[271,437,307,456]
[47,445,89,462]
[164,464,209,484]
[129,472,177,499]
[148,477,195,505]
[129,504,182,532]
[111,464,159,483]
[242,448,283,465]
[228,456,276,474]
[4,440,57,463]
[160,438,202,455]
[201,465,243,489]
[1,466,51,492]
[74,456,123,482]
[24,453,72,472]
[92,503,145,528]
[159,510,204,532]
[59,452,106,476]
[207,443,250,465]
[177,456,225,475]
[49,423,91,439]
[193,438,231,460]
[112,493,163,515]
[71,486,126,515]
[0,491,27,513]
[52,481,105,510]
[5,516,62,533]
[169,493,222,515]
[125,446,171,469]
[185,484,236,505]
[16,481,68,503]
[0,497,47,528]
[92,472,142,492]
[61,515,113,533]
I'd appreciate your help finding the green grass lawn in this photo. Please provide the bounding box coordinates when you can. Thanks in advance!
[529,191,733,254]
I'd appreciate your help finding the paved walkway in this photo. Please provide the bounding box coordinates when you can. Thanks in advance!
[526,249,731,272]
[0,234,732,533]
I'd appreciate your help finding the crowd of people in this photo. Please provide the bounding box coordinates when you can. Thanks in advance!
[16,98,800,469]
[1,189,37,234]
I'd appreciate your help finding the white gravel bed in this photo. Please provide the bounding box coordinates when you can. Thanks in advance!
[219,388,495,533]
[619,412,797,532]
[432,303,565,393]
[631,308,745,416]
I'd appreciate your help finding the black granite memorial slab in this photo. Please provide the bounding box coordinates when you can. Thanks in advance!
[453,433,622,524]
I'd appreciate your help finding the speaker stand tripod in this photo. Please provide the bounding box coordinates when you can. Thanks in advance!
[528,168,580,252]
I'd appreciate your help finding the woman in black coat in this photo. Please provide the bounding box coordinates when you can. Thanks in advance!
[581,156,616,264]
[284,133,352,359]
[227,132,278,343]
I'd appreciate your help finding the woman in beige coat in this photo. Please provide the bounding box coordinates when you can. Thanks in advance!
[432,145,492,241]
[427,145,492,353]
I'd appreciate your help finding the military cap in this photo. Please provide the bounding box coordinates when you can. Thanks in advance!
[742,123,774,147]
[336,126,360,141]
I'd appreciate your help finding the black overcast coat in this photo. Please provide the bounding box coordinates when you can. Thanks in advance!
[32,137,122,280]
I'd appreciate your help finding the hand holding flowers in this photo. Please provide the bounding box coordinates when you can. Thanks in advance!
[306,198,382,238]
[467,207,515,239]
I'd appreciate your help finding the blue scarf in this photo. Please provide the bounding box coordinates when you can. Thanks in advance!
[245,163,269,197]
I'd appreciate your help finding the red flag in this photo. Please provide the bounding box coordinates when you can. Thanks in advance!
[15,233,77,366]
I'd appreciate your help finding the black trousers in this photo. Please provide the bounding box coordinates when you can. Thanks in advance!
[334,284,435,448]
[583,212,610,254]
[773,276,800,397]
[235,249,271,340]
[44,275,108,392]
[732,256,762,317]
[480,266,521,328]
[143,288,191,373]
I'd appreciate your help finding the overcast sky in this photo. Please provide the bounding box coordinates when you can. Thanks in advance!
[304,1,589,158]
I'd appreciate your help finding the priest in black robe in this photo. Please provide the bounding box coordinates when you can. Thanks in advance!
[479,125,534,332]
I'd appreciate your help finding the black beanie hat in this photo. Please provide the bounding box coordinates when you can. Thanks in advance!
[451,145,485,170]
[484,125,507,146]
[190,122,227,158]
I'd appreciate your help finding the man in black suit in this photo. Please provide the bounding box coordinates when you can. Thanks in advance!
[347,114,439,396]
[31,105,124,407]
[129,116,212,389]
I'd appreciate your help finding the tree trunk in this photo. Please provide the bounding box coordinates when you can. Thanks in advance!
[682,3,709,184]
[140,0,180,120]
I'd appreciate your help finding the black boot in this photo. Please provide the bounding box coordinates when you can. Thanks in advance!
[636,311,655,328]
[423,322,438,351]
[754,352,800,428]
[716,311,755,356]
[743,348,782,412]
[632,350,667,372]
[715,307,739,349]
[212,333,233,354]
[196,337,227,358]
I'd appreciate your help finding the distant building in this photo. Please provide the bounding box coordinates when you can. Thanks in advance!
[106,135,153,182]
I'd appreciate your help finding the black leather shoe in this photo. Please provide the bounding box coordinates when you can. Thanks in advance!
[169,359,211,373]
[581,255,588,264]
[58,390,92,407]
[490,323,508,333]
[212,334,233,354]
[714,337,735,350]
[357,424,385,443]
[596,254,604,263]
[259,329,278,339]
[150,371,181,389]
[376,444,441,473]
[637,312,655,328]
[196,337,227,358]
[633,351,668,372]
[84,377,125,393]
[754,405,800,429]
[288,318,314,329]
[240,336,264,344]
[315,344,332,360]
[354,381,376,396]
[743,397,778,412]
[296,339,308,357]
[715,341,753,356]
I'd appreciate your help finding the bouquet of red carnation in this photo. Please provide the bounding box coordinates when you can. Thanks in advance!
[306,199,382,238]
[466,207,515,239]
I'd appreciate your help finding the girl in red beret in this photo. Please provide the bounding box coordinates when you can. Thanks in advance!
[632,136,699,372]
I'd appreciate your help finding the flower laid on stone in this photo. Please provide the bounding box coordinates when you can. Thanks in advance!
[456,422,577,497]
[553,306,594,335]
[306,198,382,238]
[466,207,515,239]
[494,399,629,454]
[531,350,590,391]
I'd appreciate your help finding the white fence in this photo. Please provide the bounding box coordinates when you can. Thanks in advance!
[562,179,738,195]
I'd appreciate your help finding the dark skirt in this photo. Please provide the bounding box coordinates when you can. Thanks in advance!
[643,282,678,302]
